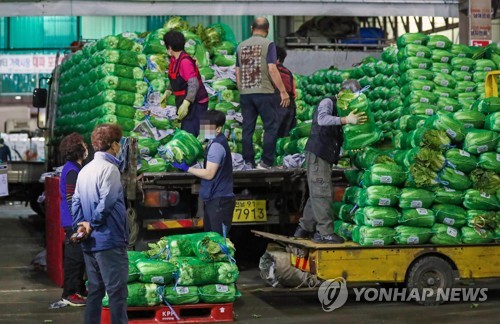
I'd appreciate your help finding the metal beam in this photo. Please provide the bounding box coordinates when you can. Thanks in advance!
[0,0,460,17]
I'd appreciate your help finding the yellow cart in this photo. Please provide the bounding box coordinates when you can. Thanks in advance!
[253,230,500,305]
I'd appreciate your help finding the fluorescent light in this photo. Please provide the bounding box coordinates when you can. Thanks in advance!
[14,96,21,100]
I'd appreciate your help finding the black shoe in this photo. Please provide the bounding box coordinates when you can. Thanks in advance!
[312,232,345,244]
[293,226,313,239]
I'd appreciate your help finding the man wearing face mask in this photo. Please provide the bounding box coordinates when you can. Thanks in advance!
[172,110,235,235]
[72,124,129,324]
[161,30,209,137]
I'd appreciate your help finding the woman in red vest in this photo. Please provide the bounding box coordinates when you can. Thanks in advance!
[162,30,209,138]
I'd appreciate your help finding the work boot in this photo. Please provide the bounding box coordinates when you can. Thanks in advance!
[293,226,313,239]
[312,232,345,244]
[256,162,272,170]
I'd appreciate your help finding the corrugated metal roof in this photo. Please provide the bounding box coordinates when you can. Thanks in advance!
[0,0,460,18]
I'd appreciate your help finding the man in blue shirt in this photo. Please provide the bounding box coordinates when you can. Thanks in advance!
[0,138,11,163]
[173,110,235,235]
[72,124,128,324]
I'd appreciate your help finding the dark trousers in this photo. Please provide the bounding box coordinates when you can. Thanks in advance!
[204,197,236,236]
[83,247,128,324]
[181,100,209,138]
[277,98,297,138]
[240,93,280,166]
[62,227,86,298]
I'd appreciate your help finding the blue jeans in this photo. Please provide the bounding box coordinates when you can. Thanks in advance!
[83,247,128,324]
[240,93,280,166]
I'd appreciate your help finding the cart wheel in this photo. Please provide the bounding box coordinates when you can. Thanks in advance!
[406,256,454,306]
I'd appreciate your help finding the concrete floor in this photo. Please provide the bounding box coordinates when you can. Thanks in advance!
[1,204,499,324]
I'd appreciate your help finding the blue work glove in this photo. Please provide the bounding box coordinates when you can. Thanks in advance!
[172,161,189,172]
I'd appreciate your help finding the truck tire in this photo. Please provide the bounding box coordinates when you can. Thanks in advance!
[406,256,454,306]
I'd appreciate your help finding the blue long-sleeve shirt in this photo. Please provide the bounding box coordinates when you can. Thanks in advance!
[72,152,128,252]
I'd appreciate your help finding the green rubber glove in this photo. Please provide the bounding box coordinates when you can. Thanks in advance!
[177,100,191,120]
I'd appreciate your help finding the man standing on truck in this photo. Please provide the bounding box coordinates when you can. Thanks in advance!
[162,30,209,138]
[0,138,12,163]
[172,110,236,236]
[294,80,367,244]
[236,17,290,170]
[275,46,297,138]
[72,124,129,324]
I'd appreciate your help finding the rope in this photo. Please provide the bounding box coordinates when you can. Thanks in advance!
[220,224,236,264]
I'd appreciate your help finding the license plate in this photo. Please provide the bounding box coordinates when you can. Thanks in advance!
[232,200,267,223]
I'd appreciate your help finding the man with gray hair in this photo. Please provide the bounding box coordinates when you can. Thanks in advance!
[294,79,367,244]
[236,17,290,170]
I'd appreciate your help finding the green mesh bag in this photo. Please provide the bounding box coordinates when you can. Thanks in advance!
[466,210,498,230]
[433,187,464,205]
[160,130,203,164]
[438,167,471,191]
[463,130,499,155]
[463,189,500,211]
[138,158,167,174]
[103,283,160,307]
[427,35,452,50]
[354,207,400,227]
[90,103,136,119]
[451,57,476,72]
[96,35,143,52]
[128,263,140,283]
[437,97,461,113]
[128,251,148,263]
[334,221,357,240]
[444,149,478,173]
[88,63,144,81]
[485,112,500,132]
[396,33,428,48]
[478,152,500,173]
[399,69,434,85]
[461,227,494,244]
[399,57,433,72]
[90,50,147,68]
[93,76,149,95]
[399,188,435,209]
[358,186,401,207]
[424,114,466,143]
[136,259,177,284]
[138,137,160,156]
[401,80,435,96]
[170,257,239,286]
[431,49,454,63]
[394,226,433,245]
[451,70,473,82]
[433,72,457,89]
[474,59,497,72]
[198,284,238,303]
[399,208,435,228]
[163,285,200,305]
[430,224,462,245]
[451,44,473,58]
[345,170,364,186]
[471,97,500,114]
[165,232,235,262]
[87,90,144,108]
[431,63,453,75]
[338,204,356,223]
[352,226,396,246]
[434,86,458,99]
[403,90,439,106]
[401,103,435,116]
[397,44,431,59]
[471,169,500,194]
[433,204,467,228]
[92,115,136,132]
[343,186,362,205]
[363,163,407,187]
[453,111,486,129]
[143,28,168,55]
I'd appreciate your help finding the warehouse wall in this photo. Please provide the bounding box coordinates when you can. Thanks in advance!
[286,50,382,76]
